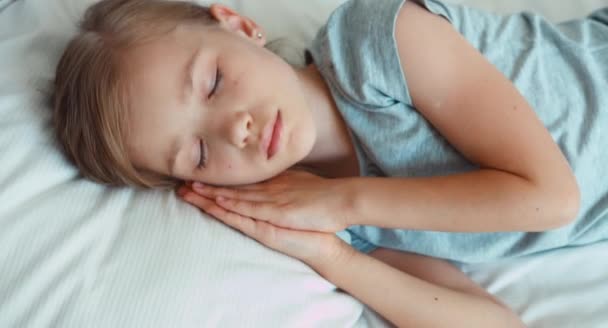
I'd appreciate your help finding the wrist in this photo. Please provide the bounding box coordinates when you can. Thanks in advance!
[336,177,361,227]
[307,236,357,275]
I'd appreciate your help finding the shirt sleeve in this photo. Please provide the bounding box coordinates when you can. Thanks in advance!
[336,228,379,254]
[308,0,413,108]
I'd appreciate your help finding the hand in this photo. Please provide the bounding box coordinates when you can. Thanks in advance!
[177,186,353,268]
[184,169,352,233]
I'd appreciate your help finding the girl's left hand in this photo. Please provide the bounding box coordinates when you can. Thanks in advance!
[180,169,352,233]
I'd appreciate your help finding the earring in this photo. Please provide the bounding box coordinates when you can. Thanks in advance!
[256,32,263,39]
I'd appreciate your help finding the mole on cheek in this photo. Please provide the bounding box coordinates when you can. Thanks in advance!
[227,163,232,169]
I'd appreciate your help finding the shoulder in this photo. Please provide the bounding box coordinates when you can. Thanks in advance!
[395,0,581,221]
[307,0,412,107]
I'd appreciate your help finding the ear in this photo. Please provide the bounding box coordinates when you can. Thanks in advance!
[209,4,266,46]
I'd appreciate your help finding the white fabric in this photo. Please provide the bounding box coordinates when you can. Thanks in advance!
[0,0,606,327]
[461,242,608,328]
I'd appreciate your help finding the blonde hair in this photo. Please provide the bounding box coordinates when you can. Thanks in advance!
[52,0,218,189]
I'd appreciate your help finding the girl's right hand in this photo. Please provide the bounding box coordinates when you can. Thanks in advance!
[178,185,353,269]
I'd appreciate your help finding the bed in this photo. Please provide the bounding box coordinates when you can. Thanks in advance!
[1,0,607,327]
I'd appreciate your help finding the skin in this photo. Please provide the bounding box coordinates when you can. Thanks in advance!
[125,4,356,186]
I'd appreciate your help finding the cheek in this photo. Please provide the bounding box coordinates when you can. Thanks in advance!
[292,114,317,159]
[212,155,246,174]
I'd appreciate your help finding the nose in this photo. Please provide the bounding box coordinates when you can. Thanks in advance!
[228,111,253,148]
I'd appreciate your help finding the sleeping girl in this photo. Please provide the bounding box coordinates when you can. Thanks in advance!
[51,0,608,326]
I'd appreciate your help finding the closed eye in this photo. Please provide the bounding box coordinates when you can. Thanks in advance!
[198,139,207,168]
[208,67,222,99]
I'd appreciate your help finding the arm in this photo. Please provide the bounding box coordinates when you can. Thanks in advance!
[344,2,579,232]
[343,172,573,232]
[179,184,525,327]
[313,245,526,328]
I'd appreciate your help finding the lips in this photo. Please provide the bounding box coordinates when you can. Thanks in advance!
[261,110,282,160]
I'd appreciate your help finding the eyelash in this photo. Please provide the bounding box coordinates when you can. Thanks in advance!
[208,67,222,99]
[198,139,207,169]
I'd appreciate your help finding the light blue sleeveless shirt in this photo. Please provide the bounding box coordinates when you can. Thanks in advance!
[307,0,608,263]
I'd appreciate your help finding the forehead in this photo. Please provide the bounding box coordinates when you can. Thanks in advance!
[123,23,228,94]
[125,26,203,106]
[126,25,202,72]
[122,28,192,166]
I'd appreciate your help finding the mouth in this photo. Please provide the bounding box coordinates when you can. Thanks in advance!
[265,110,282,160]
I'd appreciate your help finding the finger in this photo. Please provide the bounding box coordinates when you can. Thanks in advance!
[182,190,252,225]
[231,182,268,191]
[191,183,274,202]
[215,196,279,225]
[176,185,192,198]
[198,199,308,255]
[183,191,279,243]
[199,181,267,191]
[180,189,216,212]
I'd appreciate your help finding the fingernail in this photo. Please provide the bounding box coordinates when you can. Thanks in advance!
[193,182,205,191]
[177,187,188,197]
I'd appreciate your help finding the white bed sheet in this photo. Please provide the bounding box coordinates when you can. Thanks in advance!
[0,0,607,327]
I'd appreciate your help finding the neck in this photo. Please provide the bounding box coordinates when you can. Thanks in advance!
[293,64,356,177]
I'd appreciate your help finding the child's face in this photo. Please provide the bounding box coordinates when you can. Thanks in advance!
[124,21,316,186]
